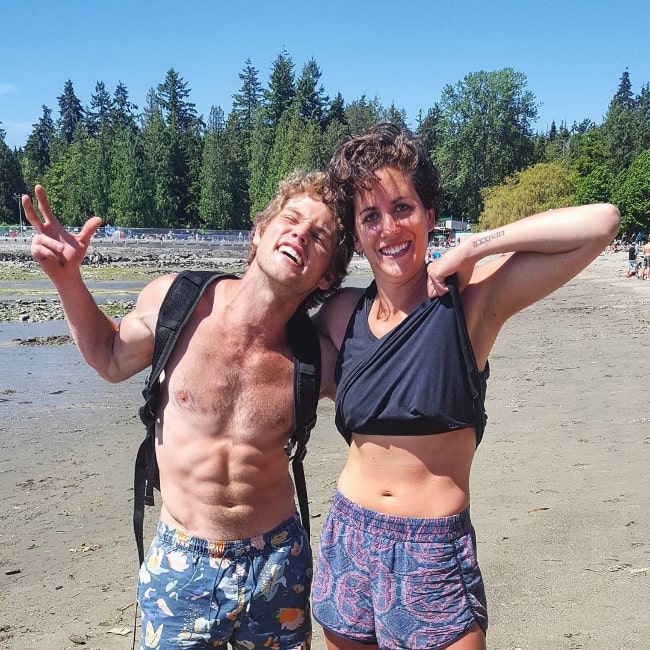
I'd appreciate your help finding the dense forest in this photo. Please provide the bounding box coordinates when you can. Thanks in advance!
[1,52,649,235]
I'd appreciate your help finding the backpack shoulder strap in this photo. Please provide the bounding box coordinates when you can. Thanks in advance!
[134,269,235,566]
[445,274,488,445]
[149,270,233,396]
[286,310,321,537]
[140,270,236,423]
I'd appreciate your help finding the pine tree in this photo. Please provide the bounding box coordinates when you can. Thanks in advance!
[416,106,444,160]
[264,49,295,127]
[381,103,408,129]
[57,79,84,145]
[155,70,203,227]
[231,58,263,197]
[42,127,93,226]
[0,127,26,224]
[325,92,347,128]
[248,111,274,218]
[345,96,381,135]
[294,58,329,127]
[199,106,233,229]
[613,70,634,109]
[156,68,199,130]
[23,105,55,187]
[110,82,139,132]
[141,89,176,228]
[86,81,111,137]
[224,112,252,229]
[108,128,151,228]
[603,70,639,174]
[634,83,650,152]
[232,59,263,133]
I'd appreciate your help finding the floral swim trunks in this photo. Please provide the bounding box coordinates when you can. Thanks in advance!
[312,491,487,650]
[137,514,312,649]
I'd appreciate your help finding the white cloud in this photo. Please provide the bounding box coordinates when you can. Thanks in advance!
[0,84,16,95]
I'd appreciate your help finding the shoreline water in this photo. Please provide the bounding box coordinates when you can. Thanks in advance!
[1,252,649,649]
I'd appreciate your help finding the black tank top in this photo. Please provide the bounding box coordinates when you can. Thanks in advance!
[335,277,489,445]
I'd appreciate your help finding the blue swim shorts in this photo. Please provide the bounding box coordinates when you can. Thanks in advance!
[312,491,487,650]
[137,514,312,649]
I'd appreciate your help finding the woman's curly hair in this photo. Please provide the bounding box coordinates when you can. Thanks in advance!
[325,122,444,242]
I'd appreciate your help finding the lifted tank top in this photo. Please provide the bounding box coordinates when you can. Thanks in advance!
[334,276,488,445]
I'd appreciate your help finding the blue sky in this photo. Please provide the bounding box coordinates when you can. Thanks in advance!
[2,0,648,150]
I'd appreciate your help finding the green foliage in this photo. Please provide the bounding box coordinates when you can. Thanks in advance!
[345,95,381,135]
[612,149,650,232]
[568,127,608,175]
[326,93,347,128]
[381,103,408,129]
[42,136,93,226]
[0,131,26,222]
[601,71,650,175]
[434,68,538,223]
[23,105,55,187]
[110,82,139,132]
[199,107,233,229]
[232,59,263,134]
[264,49,295,128]
[156,68,200,131]
[263,108,314,200]
[248,112,274,218]
[2,62,649,234]
[86,81,111,137]
[57,80,84,145]
[295,58,329,126]
[108,127,150,227]
[574,165,613,205]
[479,161,576,229]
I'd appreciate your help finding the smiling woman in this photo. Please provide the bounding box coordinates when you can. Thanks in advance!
[311,122,621,650]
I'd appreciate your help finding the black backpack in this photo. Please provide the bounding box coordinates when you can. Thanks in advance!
[133,270,321,566]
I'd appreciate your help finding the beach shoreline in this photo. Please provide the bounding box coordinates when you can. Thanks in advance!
[1,250,648,649]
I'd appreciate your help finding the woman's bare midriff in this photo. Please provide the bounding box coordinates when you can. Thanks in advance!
[336,427,477,518]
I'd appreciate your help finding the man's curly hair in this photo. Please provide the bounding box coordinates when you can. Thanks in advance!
[247,169,355,311]
[325,122,444,243]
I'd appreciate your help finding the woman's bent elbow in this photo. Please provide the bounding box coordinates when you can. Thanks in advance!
[601,203,621,238]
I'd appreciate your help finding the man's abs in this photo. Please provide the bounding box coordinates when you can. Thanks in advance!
[156,436,298,540]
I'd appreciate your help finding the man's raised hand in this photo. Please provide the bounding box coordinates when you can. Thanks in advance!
[24,185,102,280]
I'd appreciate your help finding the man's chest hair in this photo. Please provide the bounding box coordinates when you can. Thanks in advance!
[169,340,295,423]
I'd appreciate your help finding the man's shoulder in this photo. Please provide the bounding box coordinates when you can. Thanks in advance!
[313,286,364,349]
[137,273,178,313]
[318,286,364,319]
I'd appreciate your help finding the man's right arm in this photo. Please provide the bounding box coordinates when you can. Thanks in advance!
[55,274,171,383]
[24,185,169,383]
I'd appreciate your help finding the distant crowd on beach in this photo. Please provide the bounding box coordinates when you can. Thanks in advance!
[606,231,650,278]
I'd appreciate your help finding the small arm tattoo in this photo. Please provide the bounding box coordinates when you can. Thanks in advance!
[472,230,505,248]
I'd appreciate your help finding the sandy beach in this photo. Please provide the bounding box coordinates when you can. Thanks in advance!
[0,250,648,649]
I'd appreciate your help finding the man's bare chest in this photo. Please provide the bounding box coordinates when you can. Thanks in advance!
[164,323,295,431]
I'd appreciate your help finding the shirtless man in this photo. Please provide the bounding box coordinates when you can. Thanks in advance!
[23,171,353,650]
[642,240,650,279]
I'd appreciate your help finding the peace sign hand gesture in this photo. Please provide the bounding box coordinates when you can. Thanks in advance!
[23,185,102,282]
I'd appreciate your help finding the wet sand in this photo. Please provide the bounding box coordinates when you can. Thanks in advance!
[0,251,648,649]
